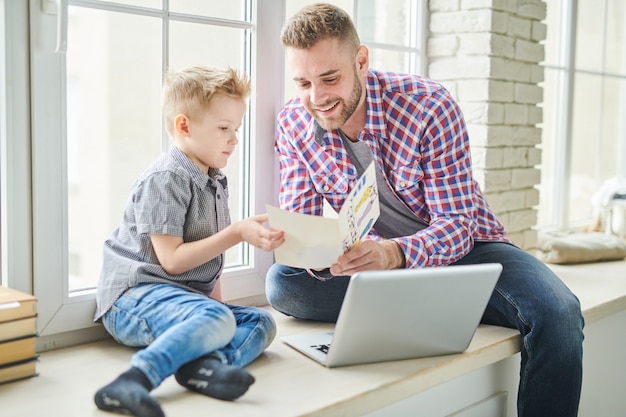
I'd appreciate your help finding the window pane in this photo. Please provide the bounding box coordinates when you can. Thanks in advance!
[575,0,606,73]
[66,7,163,292]
[569,73,602,225]
[368,48,415,73]
[600,77,625,176]
[541,0,626,230]
[170,1,244,20]
[569,74,625,226]
[357,0,414,47]
[169,23,246,73]
[605,0,626,75]
[95,0,160,8]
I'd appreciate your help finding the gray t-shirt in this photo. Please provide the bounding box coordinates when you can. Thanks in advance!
[341,132,428,238]
[94,146,230,321]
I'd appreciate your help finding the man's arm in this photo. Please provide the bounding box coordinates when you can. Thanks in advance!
[332,88,479,273]
[329,239,405,276]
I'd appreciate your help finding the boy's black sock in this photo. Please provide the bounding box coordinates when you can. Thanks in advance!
[94,367,165,417]
[174,355,255,401]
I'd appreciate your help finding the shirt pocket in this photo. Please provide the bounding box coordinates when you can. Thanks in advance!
[311,169,351,196]
[389,164,423,190]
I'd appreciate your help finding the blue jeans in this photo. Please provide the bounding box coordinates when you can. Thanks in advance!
[102,283,276,389]
[265,242,584,417]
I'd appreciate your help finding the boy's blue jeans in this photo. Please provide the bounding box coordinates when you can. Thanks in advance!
[265,241,584,417]
[101,283,276,389]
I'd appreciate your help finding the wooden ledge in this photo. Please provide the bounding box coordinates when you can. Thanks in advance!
[12,260,626,417]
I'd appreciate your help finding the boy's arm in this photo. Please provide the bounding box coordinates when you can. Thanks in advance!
[150,214,284,276]
[150,231,238,276]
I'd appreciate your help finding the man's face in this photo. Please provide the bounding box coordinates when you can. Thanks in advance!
[287,37,367,132]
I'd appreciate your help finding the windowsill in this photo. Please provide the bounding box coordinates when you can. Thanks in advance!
[4,259,626,416]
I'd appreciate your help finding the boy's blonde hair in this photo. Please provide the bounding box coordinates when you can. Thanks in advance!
[162,65,250,138]
[281,3,360,55]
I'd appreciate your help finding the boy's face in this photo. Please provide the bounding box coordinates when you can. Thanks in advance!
[287,37,367,133]
[176,95,246,172]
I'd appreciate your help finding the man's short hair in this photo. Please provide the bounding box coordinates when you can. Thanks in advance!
[281,3,360,54]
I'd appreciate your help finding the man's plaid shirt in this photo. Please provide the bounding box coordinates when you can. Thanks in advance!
[275,69,512,269]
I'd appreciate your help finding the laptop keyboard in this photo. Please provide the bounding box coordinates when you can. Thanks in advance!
[311,344,331,354]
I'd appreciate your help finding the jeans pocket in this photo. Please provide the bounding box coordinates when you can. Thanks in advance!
[103,305,154,347]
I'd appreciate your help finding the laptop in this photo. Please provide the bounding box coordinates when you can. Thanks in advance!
[281,263,502,368]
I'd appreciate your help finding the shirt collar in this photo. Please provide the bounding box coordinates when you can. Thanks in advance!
[362,70,387,139]
[168,146,227,189]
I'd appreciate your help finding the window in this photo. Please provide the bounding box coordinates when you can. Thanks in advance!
[1,1,32,296]
[61,3,255,292]
[539,0,626,230]
[356,0,427,76]
[1,0,283,347]
[1,0,426,348]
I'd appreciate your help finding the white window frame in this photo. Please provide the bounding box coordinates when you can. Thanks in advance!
[1,0,284,349]
[544,0,577,230]
[1,1,33,297]
[541,0,626,230]
[2,0,429,350]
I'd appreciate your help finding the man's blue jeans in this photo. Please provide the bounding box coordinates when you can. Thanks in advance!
[265,242,584,417]
[101,283,276,389]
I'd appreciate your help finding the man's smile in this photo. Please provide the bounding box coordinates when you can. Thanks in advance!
[314,100,340,113]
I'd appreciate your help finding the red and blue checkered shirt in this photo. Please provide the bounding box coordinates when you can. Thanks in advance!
[275,69,512,268]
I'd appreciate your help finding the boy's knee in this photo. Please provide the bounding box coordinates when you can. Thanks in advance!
[257,310,277,349]
[193,307,237,345]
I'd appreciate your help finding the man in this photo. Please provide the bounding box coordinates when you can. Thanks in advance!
[266,4,583,417]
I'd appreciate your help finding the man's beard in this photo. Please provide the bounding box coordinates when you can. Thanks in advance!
[309,71,362,131]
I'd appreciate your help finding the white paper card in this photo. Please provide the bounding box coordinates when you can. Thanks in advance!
[267,162,380,268]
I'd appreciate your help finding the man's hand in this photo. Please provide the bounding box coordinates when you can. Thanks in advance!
[329,240,405,276]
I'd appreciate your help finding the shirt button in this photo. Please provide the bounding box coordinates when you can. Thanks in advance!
[400,181,407,188]
[323,185,330,191]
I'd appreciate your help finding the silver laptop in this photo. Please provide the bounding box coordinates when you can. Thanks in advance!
[281,263,502,368]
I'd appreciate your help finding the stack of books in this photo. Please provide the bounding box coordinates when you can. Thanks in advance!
[0,286,38,384]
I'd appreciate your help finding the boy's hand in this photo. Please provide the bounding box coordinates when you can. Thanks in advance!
[239,214,285,251]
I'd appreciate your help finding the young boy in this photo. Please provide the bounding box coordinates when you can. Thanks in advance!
[93,65,284,417]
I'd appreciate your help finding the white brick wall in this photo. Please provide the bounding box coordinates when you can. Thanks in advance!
[428,0,547,249]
